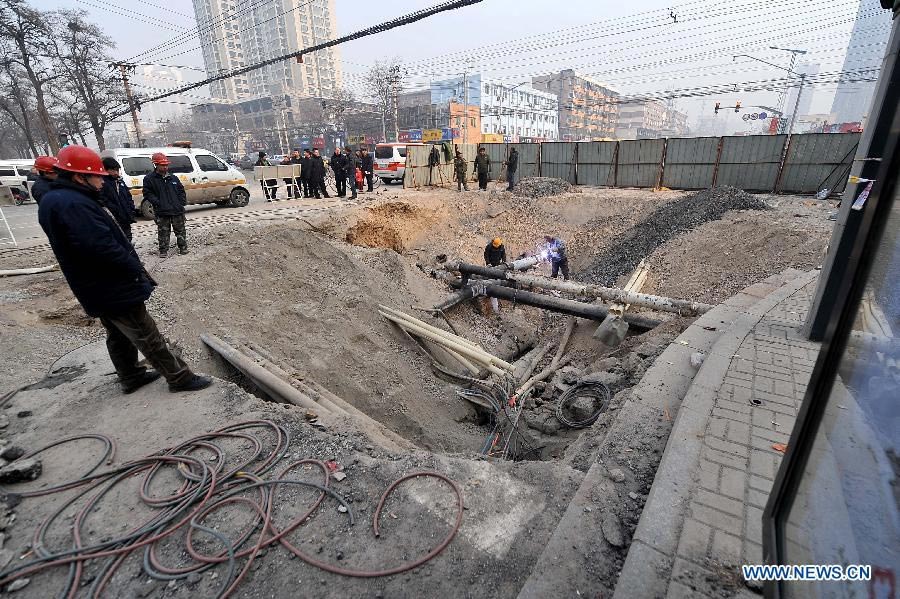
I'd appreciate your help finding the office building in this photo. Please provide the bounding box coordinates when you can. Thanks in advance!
[532,69,619,140]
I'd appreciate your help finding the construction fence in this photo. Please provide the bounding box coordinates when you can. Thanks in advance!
[403,132,860,195]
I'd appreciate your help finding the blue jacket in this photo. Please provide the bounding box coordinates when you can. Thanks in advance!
[102,176,136,232]
[38,179,154,317]
[30,175,54,203]
[142,170,186,216]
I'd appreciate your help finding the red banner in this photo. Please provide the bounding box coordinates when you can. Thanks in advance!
[398,131,410,142]
[312,136,325,149]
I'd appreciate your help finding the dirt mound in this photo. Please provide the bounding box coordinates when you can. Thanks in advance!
[580,186,770,285]
[345,201,439,252]
[146,223,484,451]
[513,177,578,199]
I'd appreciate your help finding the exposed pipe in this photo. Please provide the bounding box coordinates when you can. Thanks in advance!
[0,265,58,277]
[449,281,662,331]
[201,334,325,412]
[446,262,712,316]
[379,305,486,353]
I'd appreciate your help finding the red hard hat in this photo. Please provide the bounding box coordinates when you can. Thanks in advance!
[151,152,170,165]
[55,146,107,176]
[34,155,58,173]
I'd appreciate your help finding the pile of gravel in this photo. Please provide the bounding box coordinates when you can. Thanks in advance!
[512,177,577,198]
[580,186,771,285]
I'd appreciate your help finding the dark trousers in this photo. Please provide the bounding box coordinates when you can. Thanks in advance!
[334,172,346,196]
[100,302,192,386]
[478,172,488,190]
[315,178,329,198]
[507,170,517,191]
[155,214,186,253]
[551,258,570,280]
[262,179,278,199]
[347,173,357,197]
[363,172,373,192]
[298,178,309,198]
[282,178,296,198]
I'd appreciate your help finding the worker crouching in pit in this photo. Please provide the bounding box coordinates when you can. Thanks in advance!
[544,235,570,280]
[484,237,507,313]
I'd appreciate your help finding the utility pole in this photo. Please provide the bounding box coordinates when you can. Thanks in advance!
[114,62,144,148]
[390,65,401,143]
[463,69,468,147]
[768,46,806,133]
[787,74,806,134]
[232,106,242,155]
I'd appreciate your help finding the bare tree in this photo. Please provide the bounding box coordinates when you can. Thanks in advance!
[0,0,60,152]
[364,59,404,142]
[0,62,40,154]
[49,11,126,150]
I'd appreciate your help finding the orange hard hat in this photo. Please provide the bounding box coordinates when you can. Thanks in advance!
[34,156,58,173]
[492,237,503,248]
[151,152,170,165]
[55,146,107,176]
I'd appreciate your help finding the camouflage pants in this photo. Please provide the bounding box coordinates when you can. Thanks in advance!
[156,214,187,253]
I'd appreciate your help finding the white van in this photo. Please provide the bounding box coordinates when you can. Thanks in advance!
[100,146,251,218]
[373,143,423,184]
[0,160,34,203]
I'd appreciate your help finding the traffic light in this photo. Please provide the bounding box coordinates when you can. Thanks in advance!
[735,101,741,113]
[714,102,720,114]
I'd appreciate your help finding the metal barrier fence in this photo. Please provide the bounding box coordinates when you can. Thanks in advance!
[401,133,860,195]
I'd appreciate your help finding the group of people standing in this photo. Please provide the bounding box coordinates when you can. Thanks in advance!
[254,146,375,201]
[453,146,520,192]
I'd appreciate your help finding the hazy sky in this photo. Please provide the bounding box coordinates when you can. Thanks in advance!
[41,0,892,136]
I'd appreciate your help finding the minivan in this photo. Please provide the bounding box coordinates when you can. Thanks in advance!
[100,146,251,218]
[373,143,423,184]
[0,160,34,204]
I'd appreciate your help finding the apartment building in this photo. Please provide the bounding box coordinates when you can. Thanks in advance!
[532,69,619,140]
[192,0,342,102]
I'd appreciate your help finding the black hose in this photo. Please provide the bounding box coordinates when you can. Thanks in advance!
[555,381,612,428]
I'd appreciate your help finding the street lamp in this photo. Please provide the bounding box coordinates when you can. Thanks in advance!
[733,52,807,134]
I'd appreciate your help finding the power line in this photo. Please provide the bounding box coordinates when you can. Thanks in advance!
[109,0,484,122]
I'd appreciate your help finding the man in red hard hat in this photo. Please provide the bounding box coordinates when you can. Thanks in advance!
[38,145,212,395]
[142,152,189,255]
[28,155,58,204]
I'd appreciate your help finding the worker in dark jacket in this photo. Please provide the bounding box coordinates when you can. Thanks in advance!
[344,147,359,199]
[453,150,469,191]
[300,149,313,198]
[38,145,211,394]
[504,147,519,191]
[484,237,506,266]
[289,149,303,199]
[473,146,491,191]
[100,157,137,241]
[544,234,569,280]
[330,148,347,197]
[29,156,58,203]
[311,149,329,198]
[255,151,277,200]
[360,147,374,192]
[142,152,188,256]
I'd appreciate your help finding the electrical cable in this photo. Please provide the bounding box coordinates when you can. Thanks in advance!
[0,420,464,596]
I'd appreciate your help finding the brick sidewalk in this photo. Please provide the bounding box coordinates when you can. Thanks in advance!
[615,270,821,599]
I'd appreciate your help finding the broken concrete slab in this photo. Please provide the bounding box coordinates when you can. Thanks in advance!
[0,458,41,484]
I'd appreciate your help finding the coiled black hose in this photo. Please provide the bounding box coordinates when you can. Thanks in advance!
[555,380,612,428]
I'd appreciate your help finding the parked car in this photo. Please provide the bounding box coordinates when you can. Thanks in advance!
[100,146,251,219]
[373,143,423,184]
[0,160,34,202]
[238,155,255,170]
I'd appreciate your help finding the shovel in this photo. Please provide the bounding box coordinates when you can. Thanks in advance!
[593,261,649,347]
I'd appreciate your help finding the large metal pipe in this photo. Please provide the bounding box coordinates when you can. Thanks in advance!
[473,284,662,331]
[201,333,325,412]
[448,262,712,316]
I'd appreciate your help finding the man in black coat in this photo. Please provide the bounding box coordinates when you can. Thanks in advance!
[100,157,137,241]
[29,156,58,203]
[288,149,303,199]
[484,237,507,267]
[299,149,313,198]
[344,147,359,199]
[504,147,519,191]
[330,148,347,197]
[311,149,329,198]
[360,147,374,192]
[38,145,211,394]
[255,151,277,200]
[143,152,189,255]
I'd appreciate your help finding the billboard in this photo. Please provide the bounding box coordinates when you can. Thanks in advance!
[398,131,410,143]
[312,136,325,149]
[423,129,442,142]
[409,129,423,141]
[482,133,504,143]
